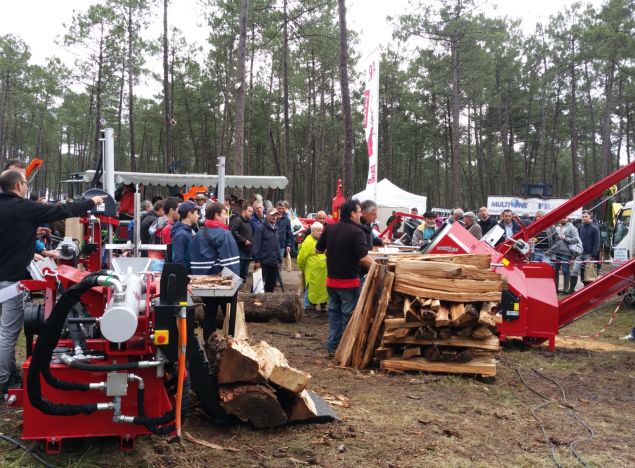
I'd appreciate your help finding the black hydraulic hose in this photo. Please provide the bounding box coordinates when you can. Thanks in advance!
[27,271,108,416]
[67,359,143,372]
[42,367,90,391]
[135,386,175,435]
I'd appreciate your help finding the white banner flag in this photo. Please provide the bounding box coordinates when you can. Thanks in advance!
[363,50,379,199]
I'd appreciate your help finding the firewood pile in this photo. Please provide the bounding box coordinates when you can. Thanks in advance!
[334,254,504,377]
[205,335,319,428]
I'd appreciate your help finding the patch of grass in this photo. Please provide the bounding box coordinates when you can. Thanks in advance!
[547,355,579,371]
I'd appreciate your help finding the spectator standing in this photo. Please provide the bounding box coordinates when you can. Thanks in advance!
[448,208,464,225]
[171,201,199,271]
[158,197,180,246]
[359,200,384,250]
[194,193,207,224]
[250,200,265,232]
[403,207,421,242]
[316,199,372,357]
[530,210,556,262]
[0,170,104,397]
[463,212,482,239]
[568,210,600,293]
[498,209,521,240]
[140,200,164,246]
[478,206,497,235]
[229,202,254,281]
[315,211,328,225]
[275,201,294,259]
[546,217,581,293]
[252,208,282,292]
[297,222,328,315]
[190,202,240,341]
[386,210,402,237]
[412,211,438,247]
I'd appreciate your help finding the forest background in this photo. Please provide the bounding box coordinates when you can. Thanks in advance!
[0,0,633,212]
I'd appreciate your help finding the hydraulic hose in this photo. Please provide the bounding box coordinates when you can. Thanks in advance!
[175,306,187,439]
[27,271,113,416]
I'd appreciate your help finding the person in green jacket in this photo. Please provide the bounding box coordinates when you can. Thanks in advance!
[297,222,328,316]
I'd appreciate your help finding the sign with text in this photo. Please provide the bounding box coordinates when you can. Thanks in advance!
[363,50,379,198]
[486,196,583,218]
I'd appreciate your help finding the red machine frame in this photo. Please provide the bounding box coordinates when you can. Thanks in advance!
[420,160,635,350]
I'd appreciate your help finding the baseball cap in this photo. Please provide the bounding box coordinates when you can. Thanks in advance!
[195,193,207,200]
[178,201,198,217]
[463,211,476,218]
[267,208,279,216]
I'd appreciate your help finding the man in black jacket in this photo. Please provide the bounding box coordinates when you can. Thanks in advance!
[360,200,384,251]
[0,170,104,396]
[316,199,373,357]
[139,200,164,246]
[229,203,254,281]
[477,207,497,235]
[252,208,282,292]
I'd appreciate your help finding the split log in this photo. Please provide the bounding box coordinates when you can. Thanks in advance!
[418,253,493,269]
[397,275,503,293]
[437,328,452,340]
[284,389,319,422]
[423,345,442,361]
[421,298,432,308]
[435,305,450,327]
[380,356,497,376]
[430,299,440,311]
[393,328,411,339]
[238,292,303,323]
[384,318,434,330]
[351,266,387,368]
[472,326,494,339]
[207,336,265,384]
[454,327,473,338]
[253,341,311,393]
[478,305,497,327]
[402,346,421,359]
[449,303,465,322]
[415,326,437,340]
[420,308,437,321]
[219,384,287,428]
[374,346,395,360]
[222,302,248,340]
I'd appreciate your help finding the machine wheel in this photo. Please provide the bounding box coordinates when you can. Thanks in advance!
[521,337,547,347]
[622,287,635,307]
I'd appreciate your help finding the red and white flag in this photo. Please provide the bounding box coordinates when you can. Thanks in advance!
[363,50,379,200]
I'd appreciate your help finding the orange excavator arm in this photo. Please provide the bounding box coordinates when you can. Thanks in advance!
[25,157,44,181]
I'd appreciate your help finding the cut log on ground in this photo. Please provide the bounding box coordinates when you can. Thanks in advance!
[219,383,287,428]
[208,336,265,384]
[238,292,303,323]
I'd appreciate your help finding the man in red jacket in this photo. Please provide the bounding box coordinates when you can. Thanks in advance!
[316,199,373,357]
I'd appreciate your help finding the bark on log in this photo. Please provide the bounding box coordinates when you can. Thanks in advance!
[219,383,287,428]
[238,292,303,323]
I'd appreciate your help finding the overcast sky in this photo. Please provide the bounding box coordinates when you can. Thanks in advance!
[0,0,603,96]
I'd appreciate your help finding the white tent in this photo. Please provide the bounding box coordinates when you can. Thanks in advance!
[353,178,427,228]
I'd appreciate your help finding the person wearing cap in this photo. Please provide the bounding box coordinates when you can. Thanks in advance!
[171,201,200,270]
[462,211,482,239]
[252,207,282,292]
[412,211,438,247]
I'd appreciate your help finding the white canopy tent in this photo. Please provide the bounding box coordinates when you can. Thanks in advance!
[353,178,427,228]
[82,170,288,190]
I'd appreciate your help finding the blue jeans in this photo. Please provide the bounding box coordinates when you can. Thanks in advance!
[549,253,571,276]
[239,257,251,281]
[0,281,24,392]
[326,286,360,354]
[303,288,311,308]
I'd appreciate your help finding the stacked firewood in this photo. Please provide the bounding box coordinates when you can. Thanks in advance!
[335,254,504,377]
[205,335,317,428]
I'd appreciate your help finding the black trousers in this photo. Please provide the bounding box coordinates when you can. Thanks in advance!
[202,297,228,343]
[261,264,279,293]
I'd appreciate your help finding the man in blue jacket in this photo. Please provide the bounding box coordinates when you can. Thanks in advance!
[567,210,600,293]
[171,201,199,271]
[275,200,294,258]
[252,207,282,292]
[190,202,240,341]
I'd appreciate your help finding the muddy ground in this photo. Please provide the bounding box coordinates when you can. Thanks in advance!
[1,268,633,467]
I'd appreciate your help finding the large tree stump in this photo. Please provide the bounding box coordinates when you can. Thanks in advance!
[238,292,303,323]
[218,383,287,428]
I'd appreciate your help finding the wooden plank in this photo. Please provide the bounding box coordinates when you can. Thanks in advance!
[418,253,493,269]
[395,274,503,293]
[334,263,378,366]
[359,271,395,369]
[382,334,500,351]
[395,260,501,281]
[380,356,497,376]
[393,282,502,302]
